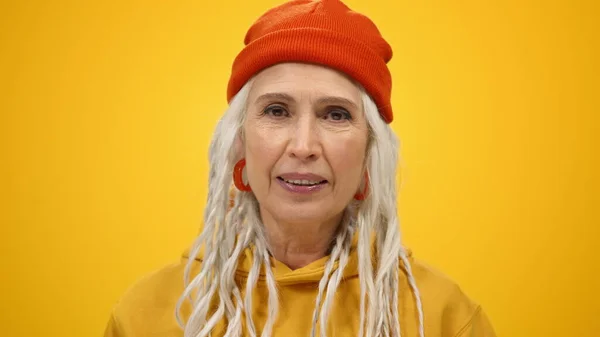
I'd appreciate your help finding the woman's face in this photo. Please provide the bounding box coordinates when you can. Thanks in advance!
[242,63,369,227]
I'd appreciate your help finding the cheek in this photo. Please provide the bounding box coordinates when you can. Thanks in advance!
[244,126,285,182]
[328,137,368,184]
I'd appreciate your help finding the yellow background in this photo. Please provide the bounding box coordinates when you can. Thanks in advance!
[1,0,598,336]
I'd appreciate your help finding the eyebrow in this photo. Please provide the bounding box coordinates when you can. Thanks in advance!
[254,92,359,110]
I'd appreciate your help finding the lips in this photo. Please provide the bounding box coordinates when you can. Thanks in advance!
[276,173,328,194]
[278,178,326,186]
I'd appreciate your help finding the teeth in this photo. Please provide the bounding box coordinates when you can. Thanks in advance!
[284,179,321,186]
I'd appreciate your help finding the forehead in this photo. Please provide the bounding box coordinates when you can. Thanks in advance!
[248,63,361,103]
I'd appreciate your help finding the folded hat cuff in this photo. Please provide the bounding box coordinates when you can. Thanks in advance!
[227,27,393,123]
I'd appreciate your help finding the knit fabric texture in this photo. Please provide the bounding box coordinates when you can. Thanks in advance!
[227,0,395,123]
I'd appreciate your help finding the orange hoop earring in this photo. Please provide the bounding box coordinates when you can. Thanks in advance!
[354,173,369,201]
[233,159,252,192]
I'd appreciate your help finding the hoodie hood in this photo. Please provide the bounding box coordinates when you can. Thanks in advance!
[182,233,412,286]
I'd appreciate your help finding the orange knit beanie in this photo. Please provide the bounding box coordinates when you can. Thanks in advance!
[226,0,395,123]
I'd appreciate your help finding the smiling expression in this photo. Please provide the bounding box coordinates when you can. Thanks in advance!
[242,63,369,226]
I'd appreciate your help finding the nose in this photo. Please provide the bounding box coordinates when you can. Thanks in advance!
[287,113,321,161]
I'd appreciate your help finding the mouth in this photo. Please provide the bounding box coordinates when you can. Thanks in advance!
[276,174,329,194]
[276,176,328,186]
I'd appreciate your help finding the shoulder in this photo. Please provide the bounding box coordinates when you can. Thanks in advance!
[401,254,496,337]
[104,257,198,337]
[113,260,187,313]
[406,256,478,312]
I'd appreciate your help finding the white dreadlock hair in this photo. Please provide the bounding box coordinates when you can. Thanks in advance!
[175,77,424,337]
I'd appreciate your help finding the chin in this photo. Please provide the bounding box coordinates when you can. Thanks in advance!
[265,199,331,225]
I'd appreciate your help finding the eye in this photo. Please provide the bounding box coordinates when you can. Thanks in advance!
[324,108,352,121]
[263,104,289,117]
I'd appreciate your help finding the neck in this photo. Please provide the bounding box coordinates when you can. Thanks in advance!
[259,210,343,270]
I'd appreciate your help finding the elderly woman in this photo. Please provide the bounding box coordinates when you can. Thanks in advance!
[105,1,495,336]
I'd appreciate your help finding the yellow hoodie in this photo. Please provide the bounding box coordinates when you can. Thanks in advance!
[104,243,496,337]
